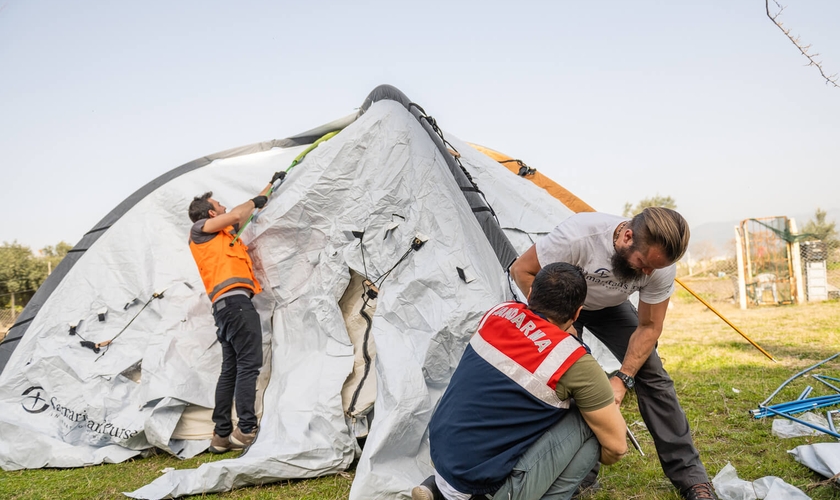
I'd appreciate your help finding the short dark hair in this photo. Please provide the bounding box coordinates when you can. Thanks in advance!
[188,192,214,222]
[528,262,587,325]
[629,207,690,262]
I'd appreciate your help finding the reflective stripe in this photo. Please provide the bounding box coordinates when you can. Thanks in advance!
[470,333,569,409]
[215,289,251,303]
[476,302,512,331]
[209,277,256,301]
[534,335,585,389]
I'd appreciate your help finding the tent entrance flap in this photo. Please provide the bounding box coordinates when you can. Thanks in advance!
[339,270,377,439]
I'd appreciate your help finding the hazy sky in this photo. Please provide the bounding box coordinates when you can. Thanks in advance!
[2,1,839,251]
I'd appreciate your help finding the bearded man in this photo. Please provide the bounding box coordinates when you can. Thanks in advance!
[509,207,717,500]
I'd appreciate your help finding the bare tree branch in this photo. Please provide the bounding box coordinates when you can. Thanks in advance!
[765,0,839,88]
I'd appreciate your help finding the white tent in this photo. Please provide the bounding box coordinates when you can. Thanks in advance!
[0,85,602,499]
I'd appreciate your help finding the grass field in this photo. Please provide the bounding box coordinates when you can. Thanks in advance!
[1,296,840,499]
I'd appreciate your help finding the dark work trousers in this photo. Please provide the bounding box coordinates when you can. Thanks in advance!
[573,301,709,491]
[211,294,263,436]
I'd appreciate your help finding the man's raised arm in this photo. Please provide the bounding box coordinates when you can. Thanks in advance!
[203,179,276,234]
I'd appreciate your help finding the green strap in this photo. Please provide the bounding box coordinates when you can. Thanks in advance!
[287,130,340,172]
[229,129,342,247]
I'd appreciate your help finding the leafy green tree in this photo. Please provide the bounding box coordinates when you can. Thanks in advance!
[0,242,42,309]
[622,194,677,217]
[0,240,72,309]
[801,208,838,245]
[40,242,72,258]
[40,241,72,274]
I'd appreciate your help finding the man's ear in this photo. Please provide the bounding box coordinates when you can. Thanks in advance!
[622,228,634,247]
[207,209,218,219]
[571,305,583,323]
[526,286,532,302]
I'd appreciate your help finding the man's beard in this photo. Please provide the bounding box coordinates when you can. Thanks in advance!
[611,245,645,282]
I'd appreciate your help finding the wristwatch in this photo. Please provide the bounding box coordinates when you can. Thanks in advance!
[613,371,635,390]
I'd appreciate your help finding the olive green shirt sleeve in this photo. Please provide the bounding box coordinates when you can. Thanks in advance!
[554,353,614,412]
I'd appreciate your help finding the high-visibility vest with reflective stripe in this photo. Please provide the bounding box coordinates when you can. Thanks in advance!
[189,225,262,302]
[429,301,587,495]
[474,301,587,400]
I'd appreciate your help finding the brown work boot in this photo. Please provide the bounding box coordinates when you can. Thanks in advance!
[230,427,257,449]
[680,482,718,500]
[208,432,231,454]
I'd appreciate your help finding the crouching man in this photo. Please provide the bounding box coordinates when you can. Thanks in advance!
[413,263,627,500]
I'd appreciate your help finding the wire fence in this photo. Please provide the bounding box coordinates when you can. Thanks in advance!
[0,308,17,341]
[678,218,839,306]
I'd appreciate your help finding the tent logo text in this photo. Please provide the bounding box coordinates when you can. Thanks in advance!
[48,397,140,440]
[21,386,50,414]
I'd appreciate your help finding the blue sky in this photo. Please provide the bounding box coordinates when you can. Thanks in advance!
[2,1,839,251]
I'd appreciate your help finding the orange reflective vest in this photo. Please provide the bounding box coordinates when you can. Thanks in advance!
[189,225,262,302]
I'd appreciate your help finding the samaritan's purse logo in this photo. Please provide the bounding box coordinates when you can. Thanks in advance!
[592,268,611,278]
[21,386,50,414]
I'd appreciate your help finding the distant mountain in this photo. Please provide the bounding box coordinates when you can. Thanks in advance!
[688,209,840,260]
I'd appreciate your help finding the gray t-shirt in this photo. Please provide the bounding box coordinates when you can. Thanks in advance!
[536,212,676,310]
[189,219,239,244]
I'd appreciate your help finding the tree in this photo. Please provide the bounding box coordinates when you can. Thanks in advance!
[40,242,72,258]
[0,240,72,310]
[0,242,42,309]
[801,208,838,244]
[40,241,72,275]
[622,194,677,217]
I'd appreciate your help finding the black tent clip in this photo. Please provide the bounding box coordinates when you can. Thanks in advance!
[80,340,100,353]
[80,339,111,354]
[411,234,429,251]
[363,280,380,300]
[518,164,536,177]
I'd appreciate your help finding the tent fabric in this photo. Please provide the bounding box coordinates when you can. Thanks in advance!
[0,85,585,499]
[360,85,520,271]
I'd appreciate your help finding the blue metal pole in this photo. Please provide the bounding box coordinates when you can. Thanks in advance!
[752,395,840,418]
[812,375,840,394]
[760,353,840,407]
[762,406,840,438]
[797,386,813,400]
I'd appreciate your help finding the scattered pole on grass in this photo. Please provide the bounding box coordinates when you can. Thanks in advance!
[751,394,840,419]
[675,277,776,362]
[760,353,840,406]
[750,353,840,439]
[761,405,840,439]
[797,386,813,400]
[812,374,840,394]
